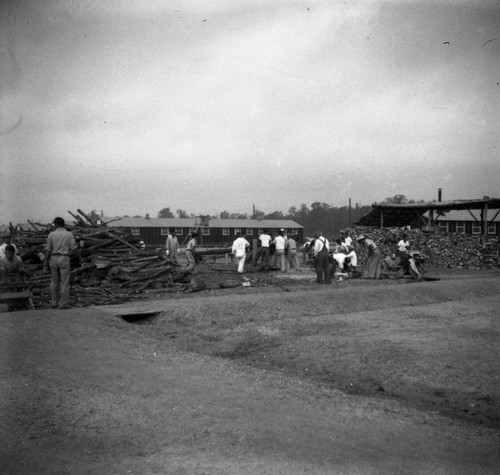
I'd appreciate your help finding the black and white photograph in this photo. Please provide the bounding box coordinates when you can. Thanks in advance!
[1,1,499,473]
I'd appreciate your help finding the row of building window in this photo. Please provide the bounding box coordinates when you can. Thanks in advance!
[437,222,497,234]
[130,228,300,237]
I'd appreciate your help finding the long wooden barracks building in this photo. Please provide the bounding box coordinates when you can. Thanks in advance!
[107,217,304,247]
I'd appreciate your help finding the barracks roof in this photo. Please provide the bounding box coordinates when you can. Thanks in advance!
[107,217,303,229]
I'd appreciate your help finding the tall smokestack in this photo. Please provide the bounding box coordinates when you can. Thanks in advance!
[438,188,442,202]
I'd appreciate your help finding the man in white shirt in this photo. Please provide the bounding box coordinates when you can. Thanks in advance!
[272,230,287,272]
[397,233,410,273]
[185,232,197,270]
[313,231,330,284]
[232,233,250,273]
[256,229,272,271]
[332,253,351,272]
[165,229,180,264]
[342,231,353,248]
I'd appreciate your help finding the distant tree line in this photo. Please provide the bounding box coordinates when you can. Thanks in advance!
[116,194,418,240]
[156,202,372,238]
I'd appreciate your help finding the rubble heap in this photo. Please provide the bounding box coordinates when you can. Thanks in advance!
[343,227,499,269]
[2,211,198,308]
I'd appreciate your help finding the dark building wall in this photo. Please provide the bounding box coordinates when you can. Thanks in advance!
[126,225,304,246]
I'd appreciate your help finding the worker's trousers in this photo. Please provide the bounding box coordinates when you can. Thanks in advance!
[236,254,246,273]
[256,247,270,270]
[49,255,71,307]
[167,249,179,264]
[315,248,330,284]
[287,250,300,269]
[275,249,286,272]
[186,250,195,270]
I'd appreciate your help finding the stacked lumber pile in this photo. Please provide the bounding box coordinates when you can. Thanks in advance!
[2,210,197,308]
[480,237,500,269]
[341,227,499,269]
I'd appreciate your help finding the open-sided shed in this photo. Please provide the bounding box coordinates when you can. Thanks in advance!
[356,198,500,235]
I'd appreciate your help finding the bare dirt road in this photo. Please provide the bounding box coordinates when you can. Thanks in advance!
[1,269,499,474]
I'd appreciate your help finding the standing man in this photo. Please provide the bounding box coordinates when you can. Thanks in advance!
[342,231,353,249]
[286,235,300,270]
[185,232,197,270]
[313,231,330,284]
[166,228,179,264]
[357,234,382,279]
[396,232,410,274]
[272,230,287,272]
[256,229,272,271]
[44,217,77,309]
[232,232,250,274]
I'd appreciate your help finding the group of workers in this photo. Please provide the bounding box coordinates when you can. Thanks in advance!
[163,227,302,275]
[1,220,422,312]
[0,217,76,311]
[162,227,422,281]
[303,230,422,284]
[230,228,301,274]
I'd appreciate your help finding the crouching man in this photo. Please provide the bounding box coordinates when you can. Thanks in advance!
[0,245,29,311]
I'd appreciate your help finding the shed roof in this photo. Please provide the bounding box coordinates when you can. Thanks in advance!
[356,198,500,227]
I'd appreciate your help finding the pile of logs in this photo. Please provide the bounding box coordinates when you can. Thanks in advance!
[342,227,500,269]
[3,210,201,308]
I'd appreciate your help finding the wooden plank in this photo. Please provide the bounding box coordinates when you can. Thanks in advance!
[106,231,141,250]
[0,291,33,300]
[77,209,97,226]
[27,220,40,232]
[68,210,87,227]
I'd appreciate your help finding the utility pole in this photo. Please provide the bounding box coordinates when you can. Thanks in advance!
[348,198,352,227]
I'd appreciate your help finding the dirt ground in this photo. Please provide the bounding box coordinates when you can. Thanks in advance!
[1,266,499,474]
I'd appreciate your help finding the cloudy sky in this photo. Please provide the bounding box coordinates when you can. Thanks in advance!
[1,0,499,223]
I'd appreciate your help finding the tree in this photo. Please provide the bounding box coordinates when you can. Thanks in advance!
[384,194,408,204]
[220,210,230,219]
[145,213,150,219]
[253,209,265,220]
[310,202,330,213]
[176,209,189,218]
[229,213,248,219]
[158,207,174,218]
[264,210,284,219]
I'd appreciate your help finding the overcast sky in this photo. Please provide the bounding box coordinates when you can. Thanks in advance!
[1,0,499,223]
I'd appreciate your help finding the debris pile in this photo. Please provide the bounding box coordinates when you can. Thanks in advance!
[342,227,499,269]
[2,211,199,308]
